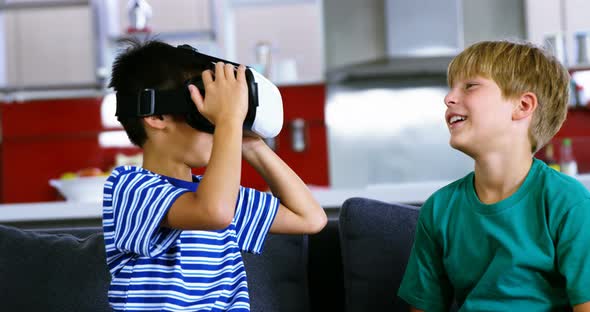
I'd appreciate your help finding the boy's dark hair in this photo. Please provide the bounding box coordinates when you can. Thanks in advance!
[109,38,208,146]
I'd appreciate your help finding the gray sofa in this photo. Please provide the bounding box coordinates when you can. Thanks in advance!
[0,225,309,312]
[0,197,427,312]
[339,197,420,312]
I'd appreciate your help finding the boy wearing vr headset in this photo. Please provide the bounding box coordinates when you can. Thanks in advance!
[102,39,327,311]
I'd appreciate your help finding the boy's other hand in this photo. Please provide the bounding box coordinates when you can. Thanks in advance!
[188,62,248,127]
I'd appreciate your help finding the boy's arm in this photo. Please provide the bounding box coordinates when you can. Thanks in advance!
[164,121,243,230]
[574,302,590,312]
[554,197,590,307]
[398,197,453,311]
[241,136,327,234]
[164,63,248,230]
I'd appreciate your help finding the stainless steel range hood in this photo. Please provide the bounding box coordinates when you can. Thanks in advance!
[327,0,463,83]
[324,0,475,190]
[327,56,454,83]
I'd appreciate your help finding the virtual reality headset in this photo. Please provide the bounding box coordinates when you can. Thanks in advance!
[115,44,283,139]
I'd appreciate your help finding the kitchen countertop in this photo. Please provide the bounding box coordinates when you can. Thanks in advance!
[1,175,589,223]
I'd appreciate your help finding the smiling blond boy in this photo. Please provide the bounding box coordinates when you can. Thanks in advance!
[398,40,590,311]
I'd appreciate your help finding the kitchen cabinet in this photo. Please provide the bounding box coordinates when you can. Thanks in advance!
[0,83,328,204]
[113,0,324,85]
[1,4,96,88]
[525,0,590,67]
[538,109,590,175]
[525,1,590,172]
[0,0,322,92]
[0,97,140,203]
[221,0,324,84]
[115,0,211,34]
[233,83,330,191]
[0,0,215,90]
[108,0,215,55]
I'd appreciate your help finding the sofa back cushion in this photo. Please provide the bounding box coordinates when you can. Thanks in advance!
[0,225,111,312]
[0,225,309,312]
[243,233,310,312]
[339,197,420,312]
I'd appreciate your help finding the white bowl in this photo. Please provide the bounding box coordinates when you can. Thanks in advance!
[49,176,107,202]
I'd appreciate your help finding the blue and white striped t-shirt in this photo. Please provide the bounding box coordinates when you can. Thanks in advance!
[102,166,279,312]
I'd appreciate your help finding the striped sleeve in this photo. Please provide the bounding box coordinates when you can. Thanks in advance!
[109,170,188,257]
[233,186,279,254]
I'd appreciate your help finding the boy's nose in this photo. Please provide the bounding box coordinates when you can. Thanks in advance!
[444,90,457,107]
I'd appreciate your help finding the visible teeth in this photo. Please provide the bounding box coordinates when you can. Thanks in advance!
[450,115,466,124]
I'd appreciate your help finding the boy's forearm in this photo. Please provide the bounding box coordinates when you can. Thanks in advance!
[197,122,243,218]
[574,301,590,312]
[244,143,322,219]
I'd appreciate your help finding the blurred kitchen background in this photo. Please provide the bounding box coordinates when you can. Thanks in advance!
[1,0,590,204]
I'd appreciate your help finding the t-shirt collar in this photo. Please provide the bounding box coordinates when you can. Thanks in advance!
[466,158,541,215]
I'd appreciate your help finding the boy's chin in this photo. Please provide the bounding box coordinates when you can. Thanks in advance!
[449,137,464,150]
[449,139,472,155]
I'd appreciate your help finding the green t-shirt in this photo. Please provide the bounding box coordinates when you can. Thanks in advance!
[398,158,590,311]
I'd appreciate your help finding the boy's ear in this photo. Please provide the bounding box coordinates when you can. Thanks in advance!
[143,115,167,129]
[513,92,538,120]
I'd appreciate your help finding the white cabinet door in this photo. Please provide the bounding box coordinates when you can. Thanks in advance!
[2,6,96,88]
[1,0,215,90]
[525,0,590,67]
[524,0,562,45]
[0,0,322,90]
[222,1,324,85]
[116,0,211,35]
[564,0,590,66]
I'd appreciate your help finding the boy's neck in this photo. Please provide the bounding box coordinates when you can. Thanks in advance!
[141,150,194,182]
[472,152,533,205]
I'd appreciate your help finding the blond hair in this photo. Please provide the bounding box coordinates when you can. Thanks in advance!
[447,40,570,153]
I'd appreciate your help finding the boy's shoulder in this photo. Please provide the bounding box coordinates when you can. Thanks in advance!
[419,172,473,221]
[427,172,473,204]
[535,160,590,208]
[107,165,176,188]
[108,165,154,180]
[107,166,204,192]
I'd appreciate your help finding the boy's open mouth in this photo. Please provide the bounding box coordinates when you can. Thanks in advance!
[448,115,467,127]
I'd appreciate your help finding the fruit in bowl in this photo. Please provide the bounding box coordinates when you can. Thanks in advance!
[60,172,78,180]
[50,168,108,202]
[77,167,105,177]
